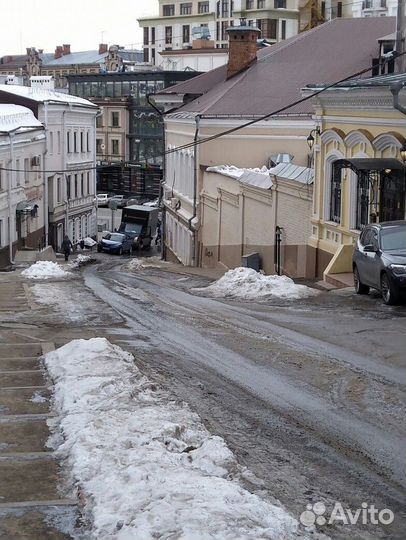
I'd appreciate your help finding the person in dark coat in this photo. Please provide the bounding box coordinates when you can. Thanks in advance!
[62,235,73,261]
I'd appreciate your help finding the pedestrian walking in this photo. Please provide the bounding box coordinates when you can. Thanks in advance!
[61,235,73,261]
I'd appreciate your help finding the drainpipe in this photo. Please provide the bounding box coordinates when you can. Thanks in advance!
[62,107,69,235]
[390,82,406,116]
[7,133,15,265]
[147,94,166,259]
[189,114,201,266]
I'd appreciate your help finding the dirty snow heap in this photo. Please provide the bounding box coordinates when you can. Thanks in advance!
[21,261,71,279]
[196,267,318,300]
[44,338,300,539]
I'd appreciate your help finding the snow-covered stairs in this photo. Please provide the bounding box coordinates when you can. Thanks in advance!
[0,341,76,540]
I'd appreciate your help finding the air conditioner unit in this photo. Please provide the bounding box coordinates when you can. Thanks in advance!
[31,156,40,167]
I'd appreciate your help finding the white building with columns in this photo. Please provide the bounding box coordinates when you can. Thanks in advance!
[0,82,99,252]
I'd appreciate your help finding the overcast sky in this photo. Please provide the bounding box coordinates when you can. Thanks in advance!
[0,0,159,55]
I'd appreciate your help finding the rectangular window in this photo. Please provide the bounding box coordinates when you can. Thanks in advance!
[96,139,103,154]
[257,0,265,7]
[151,27,156,45]
[73,132,77,153]
[67,132,71,153]
[330,165,342,224]
[111,111,120,127]
[143,27,149,46]
[274,0,286,7]
[152,48,156,63]
[50,132,54,154]
[180,3,192,15]
[57,131,61,153]
[143,48,149,62]
[16,159,20,186]
[81,173,84,196]
[281,19,286,40]
[67,175,71,199]
[222,0,229,17]
[165,26,172,44]
[261,19,277,39]
[24,158,29,184]
[96,115,103,128]
[87,172,91,195]
[56,177,61,203]
[337,1,342,16]
[163,4,175,16]
[182,25,190,43]
[111,139,119,156]
[198,1,209,13]
[246,0,254,9]
[87,132,90,152]
[80,132,84,152]
[221,21,228,40]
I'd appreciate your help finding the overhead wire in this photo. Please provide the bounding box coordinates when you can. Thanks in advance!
[0,52,403,176]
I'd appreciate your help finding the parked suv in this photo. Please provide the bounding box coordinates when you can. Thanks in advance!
[353,221,406,305]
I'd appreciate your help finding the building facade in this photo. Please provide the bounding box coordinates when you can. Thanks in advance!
[197,163,314,276]
[156,17,395,272]
[304,73,406,281]
[0,45,144,91]
[138,0,300,69]
[0,84,99,252]
[68,71,201,167]
[0,105,46,267]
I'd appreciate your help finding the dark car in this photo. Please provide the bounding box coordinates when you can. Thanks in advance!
[353,221,406,305]
[97,233,132,255]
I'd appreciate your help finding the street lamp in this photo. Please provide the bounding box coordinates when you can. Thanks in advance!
[307,126,321,150]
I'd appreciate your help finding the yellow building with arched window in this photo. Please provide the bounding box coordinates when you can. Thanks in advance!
[303,73,406,284]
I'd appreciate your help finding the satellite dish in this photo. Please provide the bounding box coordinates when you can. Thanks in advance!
[100,143,106,150]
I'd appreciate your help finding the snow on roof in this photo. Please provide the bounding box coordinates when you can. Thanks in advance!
[0,104,43,133]
[0,84,97,108]
[269,162,314,184]
[206,162,314,189]
[206,165,273,189]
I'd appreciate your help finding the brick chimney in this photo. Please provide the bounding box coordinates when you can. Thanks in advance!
[63,44,71,55]
[226,24,260,79]
[54,45,63,59]
[99,43,108,54]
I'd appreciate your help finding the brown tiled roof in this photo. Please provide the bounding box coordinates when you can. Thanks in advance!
[164,17,396,117]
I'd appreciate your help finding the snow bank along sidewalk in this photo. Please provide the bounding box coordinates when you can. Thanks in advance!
[44,338,301,539]
[22,260,72,279]
[195,267,318,300]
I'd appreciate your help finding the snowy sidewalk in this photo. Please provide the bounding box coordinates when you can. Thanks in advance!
[44,338,303,540]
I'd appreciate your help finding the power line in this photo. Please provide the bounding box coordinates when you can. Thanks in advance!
[0,53,403,176]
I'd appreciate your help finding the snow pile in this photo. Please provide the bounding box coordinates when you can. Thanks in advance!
[44,338,299,540]
[22,261,71,280]
[126,256,167,270]
[196,267,318,300]
[69,254,94,269]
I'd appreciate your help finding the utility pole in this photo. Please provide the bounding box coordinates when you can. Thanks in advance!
[395,0,405,73]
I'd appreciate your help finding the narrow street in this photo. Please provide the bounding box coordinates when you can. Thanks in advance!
[83,257,405,540]
[0,256,405,539]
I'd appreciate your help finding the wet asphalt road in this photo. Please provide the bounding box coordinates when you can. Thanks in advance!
[81,258,406,540]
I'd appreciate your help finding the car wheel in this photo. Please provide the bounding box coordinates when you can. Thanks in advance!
[353,266,369,295]
[118,247,123,256]
[97,246,102,253]
[381,273,401,305]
